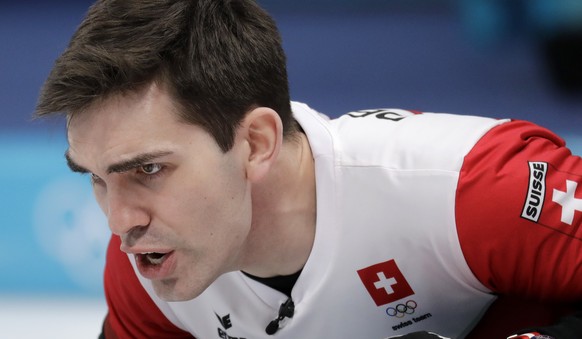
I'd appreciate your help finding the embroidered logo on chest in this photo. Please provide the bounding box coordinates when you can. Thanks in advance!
[357,259,414,306]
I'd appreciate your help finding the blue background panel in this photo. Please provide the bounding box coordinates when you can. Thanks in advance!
[0,132,108,296]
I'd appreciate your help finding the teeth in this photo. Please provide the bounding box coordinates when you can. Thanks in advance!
[143,252,166,265]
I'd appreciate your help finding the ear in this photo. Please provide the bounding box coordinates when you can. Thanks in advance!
[241,107,283,183]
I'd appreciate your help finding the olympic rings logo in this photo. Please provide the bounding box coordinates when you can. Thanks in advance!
[385,300,417,318]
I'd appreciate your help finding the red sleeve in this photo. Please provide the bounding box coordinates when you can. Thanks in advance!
[103,235,194,339]
[456,120,582,302]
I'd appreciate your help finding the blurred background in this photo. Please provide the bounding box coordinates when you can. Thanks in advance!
[1,0,581,338]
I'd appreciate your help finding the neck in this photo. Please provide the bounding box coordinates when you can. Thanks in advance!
[241,132,316,278]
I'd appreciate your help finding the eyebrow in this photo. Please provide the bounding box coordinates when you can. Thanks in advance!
[65,150,174,175]
[65,151,89,174]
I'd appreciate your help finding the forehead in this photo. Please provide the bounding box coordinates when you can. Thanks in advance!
[68,83,173,131]
[65,83,208,170]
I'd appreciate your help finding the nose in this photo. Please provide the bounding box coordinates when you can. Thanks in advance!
[105,185,150,237]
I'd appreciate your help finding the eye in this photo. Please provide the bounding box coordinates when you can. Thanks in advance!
[90,173,103,184]
[140,163,163,175]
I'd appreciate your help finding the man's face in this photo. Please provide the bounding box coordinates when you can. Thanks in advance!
[66,84,253,301]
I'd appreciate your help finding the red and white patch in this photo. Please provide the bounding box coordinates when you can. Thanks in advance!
[357,259,414,307]
[522,161,582,237]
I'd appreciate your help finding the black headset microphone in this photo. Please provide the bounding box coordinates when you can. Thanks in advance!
[265,298,295,335]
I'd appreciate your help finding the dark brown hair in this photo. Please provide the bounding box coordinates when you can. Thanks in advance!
[36,0,295,151]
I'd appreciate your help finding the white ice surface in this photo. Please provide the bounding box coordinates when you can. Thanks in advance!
[0,296,107,339]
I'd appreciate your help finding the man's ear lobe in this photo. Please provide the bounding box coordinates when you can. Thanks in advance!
[243,107,283,182]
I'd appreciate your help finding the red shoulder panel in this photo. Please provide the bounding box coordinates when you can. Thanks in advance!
[456,120,582,302]
[103,235,193,338]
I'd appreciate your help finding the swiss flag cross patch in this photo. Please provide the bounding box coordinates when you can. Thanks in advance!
[357,259,414,307]
[521,161,582,239]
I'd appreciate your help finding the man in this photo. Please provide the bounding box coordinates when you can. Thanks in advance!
[35,0,581,338]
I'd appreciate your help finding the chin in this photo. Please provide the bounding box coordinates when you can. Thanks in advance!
[152,278,207,302]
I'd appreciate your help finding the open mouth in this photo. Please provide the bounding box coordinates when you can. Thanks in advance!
[133,250,177,280]
[138,252,169,266]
